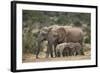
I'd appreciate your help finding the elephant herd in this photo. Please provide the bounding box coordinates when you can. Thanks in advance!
[36,25,84,58]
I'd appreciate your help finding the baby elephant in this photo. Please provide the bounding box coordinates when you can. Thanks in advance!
[56,42,81,57]
[56,43,70,57]
[67,42,82,56]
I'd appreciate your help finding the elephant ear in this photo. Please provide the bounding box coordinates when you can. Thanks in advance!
[57,27,67,43]
[65,29,70,42]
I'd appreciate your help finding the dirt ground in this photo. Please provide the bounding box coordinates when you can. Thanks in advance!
[22,51,91,63]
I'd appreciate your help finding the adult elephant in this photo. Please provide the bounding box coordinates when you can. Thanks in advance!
[36,25,65,58]
[36,25,84,58]
[36,26,52,58]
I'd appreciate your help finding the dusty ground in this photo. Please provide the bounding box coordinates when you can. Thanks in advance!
[22,51,91,63]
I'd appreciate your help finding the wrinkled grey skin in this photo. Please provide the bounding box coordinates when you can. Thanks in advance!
[56,42,81,57]
[36,25,84,58]
[67,42,82,56]
[56,43,70,57]
[36,25,62,58]
[36,27,53,58]
[64,27,84,55]
[47,26,84,57]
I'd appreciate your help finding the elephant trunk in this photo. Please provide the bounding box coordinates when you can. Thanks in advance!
[36,39,42,59]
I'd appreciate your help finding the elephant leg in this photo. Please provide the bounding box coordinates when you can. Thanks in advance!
[54,44,57,57]
[60,50,63,57]
[46,48,53,58]
[62,49,66,57]
[36,41,42,59]
[70,51,72,56]
[63,49,67,57]
[56,50,58,57]
[76,48,81,55]
[62,51,64,57]
[75,48,78,56]
[46,47,49,58]
[46,43,53,58]
[67,49,69,56]
[69,49,72,56]
[70,48,74,56]
[68,49,71,56]
[56,49,60,57]
[65,51,68,56]
[36,48,40,59]
[36,51,39,59]
[47,43,54,58]
[73,48,76,56]
[50,48,53,58]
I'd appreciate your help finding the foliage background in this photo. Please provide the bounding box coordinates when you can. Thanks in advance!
[22,10,91,54]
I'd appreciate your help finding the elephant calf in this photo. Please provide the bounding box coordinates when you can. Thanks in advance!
[56,43,70,57]
[56,42,81,57]
[67,42,82,56]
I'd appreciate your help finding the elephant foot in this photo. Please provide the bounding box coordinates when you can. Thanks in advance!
[51,56,54,58]
[50,54,54,58]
